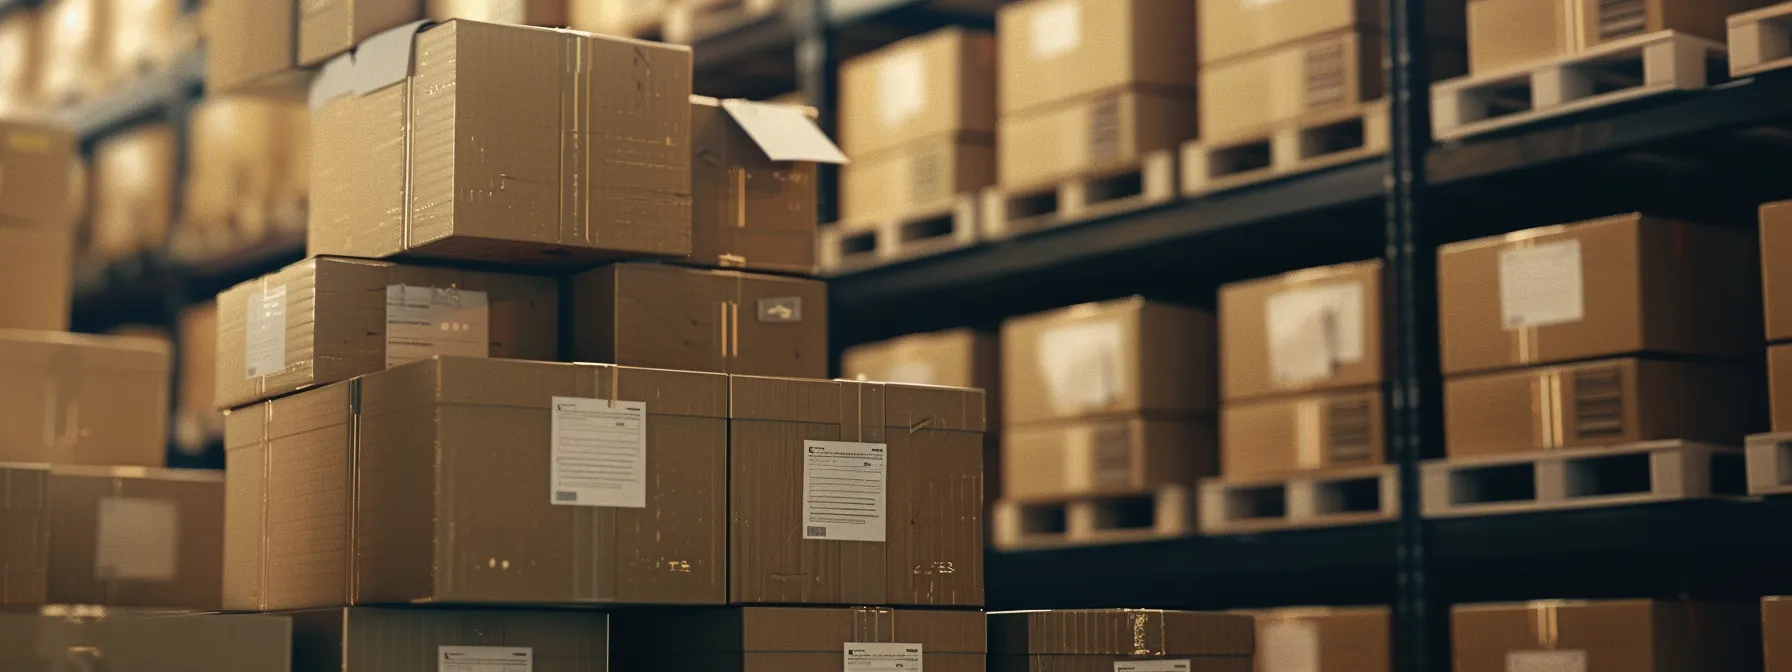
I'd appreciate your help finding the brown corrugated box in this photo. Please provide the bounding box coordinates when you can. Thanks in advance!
[729,375,984,606]
[308,20,693,265]
[689,96,846,275]
[1200,0,1465,64]
[1467,0,1579,73]
[0,329,170,467]
[1438,213,1761,376]
[1771,344,1792,433]
[1452,599,1762,672]
[841,327,999,393]
[0,464,49,609]
[203,0,307,94]
[839,27,997,158]
[297,0,421,66]
[1251,606,1389,672]
[92,123,176,260]
[1768,597,1792,672]
[426,0,569,24]
[0,120,78,224]
[569,262,828,379]
[0,609,292,671]
[841,133,996,222]
[989,609,1256,671]
[223,382,354,612]
[996,0,1198,116]
[1761,201,1792,342]
[106,0,182,79]
[46,465,224,610]
[39,0,108,104]
[569,0,667,36]
[0,222,75,332]
[214,256,559,411]
[291,607,606,671]
[1000,89,1198,192]
[1004,416,1217,500]
[616,606,985,672]
[183,97,310,245]
[0,11,41,114]
[1578,0,1773,50]
[174,302,221,453]
[1223,387,1385,480]
[1221,260,1382,402]
[355,357,727,605]
[1444,357,1759,459]
[1003,297,1218,427]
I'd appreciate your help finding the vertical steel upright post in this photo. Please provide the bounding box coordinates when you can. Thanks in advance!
[795,0,839,224]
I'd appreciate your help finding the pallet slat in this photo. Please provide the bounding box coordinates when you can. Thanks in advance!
[1420,440,1748,519]
[1197,465,1399,535]
[1729,2,1792,77]
[980,150,1177,240]
[1745,432,1792,496]
[990,485,1194,550]
[818,195,979,274]
[1182,101,1390,197]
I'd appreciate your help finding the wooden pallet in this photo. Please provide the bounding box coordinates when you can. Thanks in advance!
[1432,30,1726,141]
[1197,465,1399,535]
[1730,2,1792,77]
[1420,440,1748,519]
[1745,432,1792,496]
[979,150,1177,240]
[990,485,1194,550]
[1182,101,1390,197]
[664,0,783,44]
[818,195,979,274]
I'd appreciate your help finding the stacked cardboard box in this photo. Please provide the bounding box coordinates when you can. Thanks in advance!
[1452,599,1763,671]
[1769,597,1791,672]
[0,609,293,669]
[843,328,1001,498]
[1759,202,1792,431]
[0,120,78,331]
[990,609,1256,670]
[1466,0,1773,74]
[1251,606,1391,672]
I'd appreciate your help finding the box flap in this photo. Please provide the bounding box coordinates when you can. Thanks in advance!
[308,53,356,110]
[721,99,849,164]
[354,20,433,96]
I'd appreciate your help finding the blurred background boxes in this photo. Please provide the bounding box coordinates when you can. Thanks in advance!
[1466,0,1774,74]
[0,9,41,114]
[181,97,310,252]
[0,464,50,609]
[1252,606,1391,672]
[1760,200,1792,342]
[204,0,306,94]
[90,122,175,261]
[988,609,1256,670]
[1222,388,1384,480]
[1451,599,1764,672]
[296,0,420,66]
[1769,597,1792,672]
[39,0,108,105]
[45,465,224,610]
[0,329,170,467]
[1004,416,1216,499]
[1002,297,1217,426]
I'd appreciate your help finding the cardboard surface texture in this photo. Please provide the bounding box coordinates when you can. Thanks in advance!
[45,466,224,610]
[1200,0,1465,64]
[1000,89,1198,191]
[1761,200,1792,342]
[290,607,607,671]
[1452,599,1763,672]
[989,609,1256,671]
[0,329,171,467]
[184,97,311,238]
[1772,344,1792,433]
[0,120,78,224]
[0,11,42,115]
[614,606,985,672]
[1223,387,1385,480]
[298,0,423,66]
[840,27,998,158]
[0,464,49,609]
[997,0,1198,116]
[841,133,996,222]
[1004,415,1217,500]
[426,0,570,25]
[1769,597,1792,672]
[92,123,176,260]
[1221,260,1383,402]
[175,302,221,452]
[1003,297,1217,426]
[1252,606,1390,672]
[205,0,305,94]
[0,610,292,671]
[1468,0,1773,73]
[690,96,842,275]
[841,327,999,392]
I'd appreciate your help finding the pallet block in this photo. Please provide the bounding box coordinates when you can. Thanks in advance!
[664,0,783,44]
[1197,465,1399,535]
[1745,432,1792,496]
[990,485,1194,550]
[1729,2,1792,77]
[1420,440,1748,519]
[980,150,1177,241]
[1182,100,1390,197]
[1432,30,1726,141]
[818,195,979,274]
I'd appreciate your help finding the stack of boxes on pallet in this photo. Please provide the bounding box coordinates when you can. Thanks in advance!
[1452,599,1765,671]
[990,609,1256,671]
[1749,200,1792,494]
[1251,606,1391,671]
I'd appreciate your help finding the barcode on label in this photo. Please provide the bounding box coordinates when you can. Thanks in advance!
[808,526,827,537]
[556,491,578,503]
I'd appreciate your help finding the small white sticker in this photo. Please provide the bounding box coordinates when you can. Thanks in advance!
[550,397,647,509]
[244,286,288,379]
[883,361,937,386]
[1266,283,1366,387]
[1030,0,1081,59]
[879,51,926,127]
[1499,240,1585,330]
[803,440,888,542]
[95,498,179,581]
[440,646,532,672]
[1506,650,1587,672]
[1114,661,1191,672]
[1260,620,1320,672]
[845,642,922,671]
[1037,319,1126,414]
[385,285,491,367]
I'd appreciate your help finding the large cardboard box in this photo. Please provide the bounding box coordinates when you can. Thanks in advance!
[297,0,421,66]
[1004,415,1217,500]
[106,0,181,79]
[1467,0,1578,73]
[1000,89,1198,192]
[1221,260,1382,402]
[92,123,177,260]
[1772,344,1792,433]
[1003,297,1217,427]
[203,0,306,94]
[841,134,996,222]
[689,96,845,275]
[615,606,985,671]
[1769,597,1792,672]
[46,466,224,610]
[0,11,40,114]
[1444,357,1759,459]
[174,302,220,453]
[309,20,692,264]
[291,607,607,671]
[1452,600,1763,672]
[989,609,1256,670]
[728,376,984,606]
[1578,0,1773,50]
[839,27,997,158]
[0,120,78,224]
[0,224,74,332]
[1200,0,1466,64]
[569,262,828,379]
[996,0,1198,116]
[1252,606,1390,672]
[39,0,107,104]
[1223,387,1384,480]
[183,97,310,242]
[1761,200,1792,342]
[1438,213,1760,376]
[0,330,170,467]
[355,357,727,605]
[426,0,570,24]
[841,327,998,392]
[215,256,559,410]
[0,610,292,671]
[0,464,49,609]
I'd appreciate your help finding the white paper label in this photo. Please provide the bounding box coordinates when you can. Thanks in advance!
[1030,0,1081,58]
[803,440,888,542]
[845,642,922,671]
[1037,319,1126,413]
[1114,661,1191,672]
[1506,650,1587,672]
[1499,240,1585,330]
[244,286,288,379]
[884,361,937,386]
[385,285,491,367]
[1266,283,1366,387]
[440,646,533,672]
[1259,620,1320,672]
[94,498,179,581]
[549,397,647,509]
[880,51,926,127]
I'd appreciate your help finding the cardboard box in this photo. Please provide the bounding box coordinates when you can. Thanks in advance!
[291,607,607,671]
[184,97,310,241]
[0,329,170,467]
[223,382,353,612]
[1772,343,1792,433]
[1438,213,1761,376]
[839,27,997,158]
[841,327,998,391]
[0,10,41,114]
[1444,357,1759,459]
[1761,200,1792,343]
[569,262,828,379]
[0,464,49,609]
[204,0,306,94]
[1467,0,1578,73]
[92,123,177,260]
[174,302,220,453]
[0,610,292,671]
[1000,90,1197,191]
[1220,260,1382,402]
[308,20,692,264]
[996,0,1198,116]
[46,466,224,610]
[1252,606,1390,672]
[1223,387,1384,480]
[569,0,667,35]
[355,357,727,605]
[989,609,1256,670]
[840,134,996,222]
[1768,597,1792,672]
[615,606,985,671]
[1200,0,1466,64]
[728,375,984,606]
[298,0,421,66]
[0,120,78,224]
[1004,415,1217,500]
[1003,297,1217,427]
[39,0,107,104]
[107,0,181,78]
[1579,0,1773,50]
[215,256,559,411]
[426,0,570,25]
[1452,599,1763,672]
[689,96,846,275]
[0,223,74,332]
